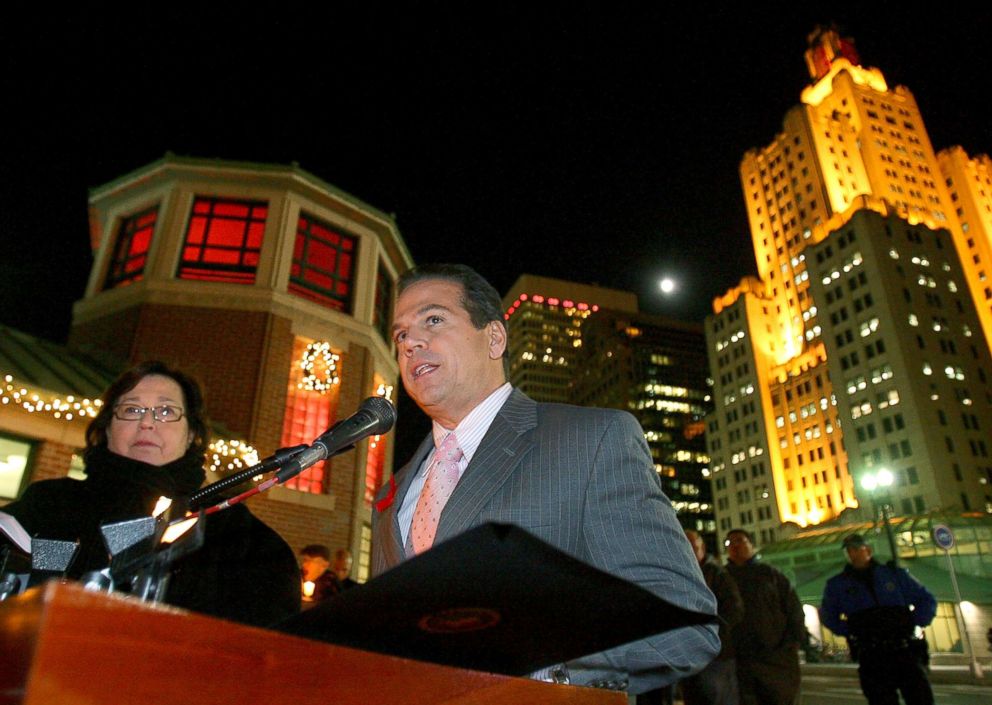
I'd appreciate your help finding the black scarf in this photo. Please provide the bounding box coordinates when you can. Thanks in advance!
[83,445,206,513]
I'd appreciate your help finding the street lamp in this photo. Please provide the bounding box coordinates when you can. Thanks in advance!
[860,468,899,566]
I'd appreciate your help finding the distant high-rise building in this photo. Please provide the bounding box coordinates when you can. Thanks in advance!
[707,28,992,542]
[501,274,637,403]
[573,310,716,549]
[502,275,714,542]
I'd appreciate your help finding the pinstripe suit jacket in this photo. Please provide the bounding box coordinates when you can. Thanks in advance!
[371,389,719,693]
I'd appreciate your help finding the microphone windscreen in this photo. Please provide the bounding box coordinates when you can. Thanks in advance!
[359,396,397,435]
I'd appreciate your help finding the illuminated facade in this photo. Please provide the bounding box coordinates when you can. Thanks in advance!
[501,274,637,403]
[572,311,716,548]
[938,147,992,349]
[7,155,414,581]
[707,29,992,540]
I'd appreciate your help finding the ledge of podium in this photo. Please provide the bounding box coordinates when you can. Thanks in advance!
[0,581,624,705]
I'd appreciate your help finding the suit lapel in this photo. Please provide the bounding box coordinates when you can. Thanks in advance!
[435,389,537,543]
[377,433,434,570]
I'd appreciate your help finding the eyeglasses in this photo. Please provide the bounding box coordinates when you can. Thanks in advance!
[113,404,185,423]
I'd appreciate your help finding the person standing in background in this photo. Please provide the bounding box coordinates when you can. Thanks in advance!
[725,528,806,705]
[681,529,744,705]
[820,534,936,705]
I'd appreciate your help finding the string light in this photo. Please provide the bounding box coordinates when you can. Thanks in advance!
[1,373,102,421]
[298,342,340,392]
[207,438,260,474]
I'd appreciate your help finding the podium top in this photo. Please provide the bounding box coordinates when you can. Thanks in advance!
[1,581,624,705]
[279,522,716,675]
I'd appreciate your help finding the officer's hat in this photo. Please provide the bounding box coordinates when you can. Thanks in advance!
[841,533,868,549]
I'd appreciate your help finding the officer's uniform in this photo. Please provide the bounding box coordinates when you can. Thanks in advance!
[820,537,936,705]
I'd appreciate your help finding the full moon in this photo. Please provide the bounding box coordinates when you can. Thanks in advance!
[659,278,676,294]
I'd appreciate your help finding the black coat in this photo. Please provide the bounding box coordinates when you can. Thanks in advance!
[3,449,301,627]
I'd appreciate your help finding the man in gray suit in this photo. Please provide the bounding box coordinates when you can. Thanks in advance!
[373,263,719,695]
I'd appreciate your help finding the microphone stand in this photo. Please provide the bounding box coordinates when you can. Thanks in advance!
[190,396,395,515]
[197,445,356,516]
[187,444,309,509]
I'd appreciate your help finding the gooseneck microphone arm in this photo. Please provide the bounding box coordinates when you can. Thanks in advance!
[196,397,397,516]
[187,444,309,509]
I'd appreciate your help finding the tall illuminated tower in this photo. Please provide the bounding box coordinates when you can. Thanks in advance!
[706,28,992,542]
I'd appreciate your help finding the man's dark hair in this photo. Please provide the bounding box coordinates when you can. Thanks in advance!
[300,544,331,560]
[397,263,509,372]
[84,360,209,463]
[726,528,755,544]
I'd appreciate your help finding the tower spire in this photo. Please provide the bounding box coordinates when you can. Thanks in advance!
[804,25,861,81]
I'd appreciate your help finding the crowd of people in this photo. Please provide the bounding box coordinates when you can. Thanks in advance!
[0,262,945,704]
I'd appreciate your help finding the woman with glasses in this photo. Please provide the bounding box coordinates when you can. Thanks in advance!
[2,360,300,626]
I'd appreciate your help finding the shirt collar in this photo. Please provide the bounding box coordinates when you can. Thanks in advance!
[430,383,513,464]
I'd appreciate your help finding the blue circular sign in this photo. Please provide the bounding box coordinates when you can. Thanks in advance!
[932,524,955,550]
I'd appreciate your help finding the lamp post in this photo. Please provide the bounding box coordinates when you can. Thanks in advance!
[860,468,899,566]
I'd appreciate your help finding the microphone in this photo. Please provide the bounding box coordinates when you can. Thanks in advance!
[276,397,396,482]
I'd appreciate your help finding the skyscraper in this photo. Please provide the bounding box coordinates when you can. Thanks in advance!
[502,274,637,403]
[502,275,715,544]
[573,310,715,547]
[706,28,992,542]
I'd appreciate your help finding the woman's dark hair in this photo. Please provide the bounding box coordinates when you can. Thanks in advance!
[84,361,210,462]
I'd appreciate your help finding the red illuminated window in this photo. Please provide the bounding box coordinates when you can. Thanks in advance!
[178,197,267,284]
[280,338,341,494]
[364,431,388,507]
[373,262,394,345]
[104,205,159,289]
[289,212,357,311]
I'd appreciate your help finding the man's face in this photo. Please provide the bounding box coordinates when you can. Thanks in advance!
[846,544,873,569]
[333,552,353,581]
[392,279,507,428]
[684,530,706,563]
[725,532,755,565]
[300,554,329,582]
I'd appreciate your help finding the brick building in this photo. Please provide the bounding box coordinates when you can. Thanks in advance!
[1,155,413,581]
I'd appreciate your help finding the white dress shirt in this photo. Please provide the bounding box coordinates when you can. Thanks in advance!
[397,383,513,546]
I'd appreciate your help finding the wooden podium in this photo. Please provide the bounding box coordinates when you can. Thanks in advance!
[0,582,624,705]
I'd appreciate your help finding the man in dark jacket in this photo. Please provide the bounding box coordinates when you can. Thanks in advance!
[681,529,744,705]
[820,533,936,705]
[725,528,807,705]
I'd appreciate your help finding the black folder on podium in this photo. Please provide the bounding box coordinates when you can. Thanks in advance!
[278,523,716,675]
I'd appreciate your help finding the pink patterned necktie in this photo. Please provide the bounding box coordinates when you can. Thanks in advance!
[410,432,464,555]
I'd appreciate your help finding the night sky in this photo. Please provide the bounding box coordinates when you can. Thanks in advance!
[1,5,988,346]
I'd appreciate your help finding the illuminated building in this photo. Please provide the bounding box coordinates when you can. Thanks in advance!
[572,311,716,549]
[501,274,636,403]
[707,28,992,543]
[1,155,413,580]
[938,147,992,344]
[502,275,714,542]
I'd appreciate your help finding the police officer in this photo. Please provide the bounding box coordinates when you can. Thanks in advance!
[820,534,936,705]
